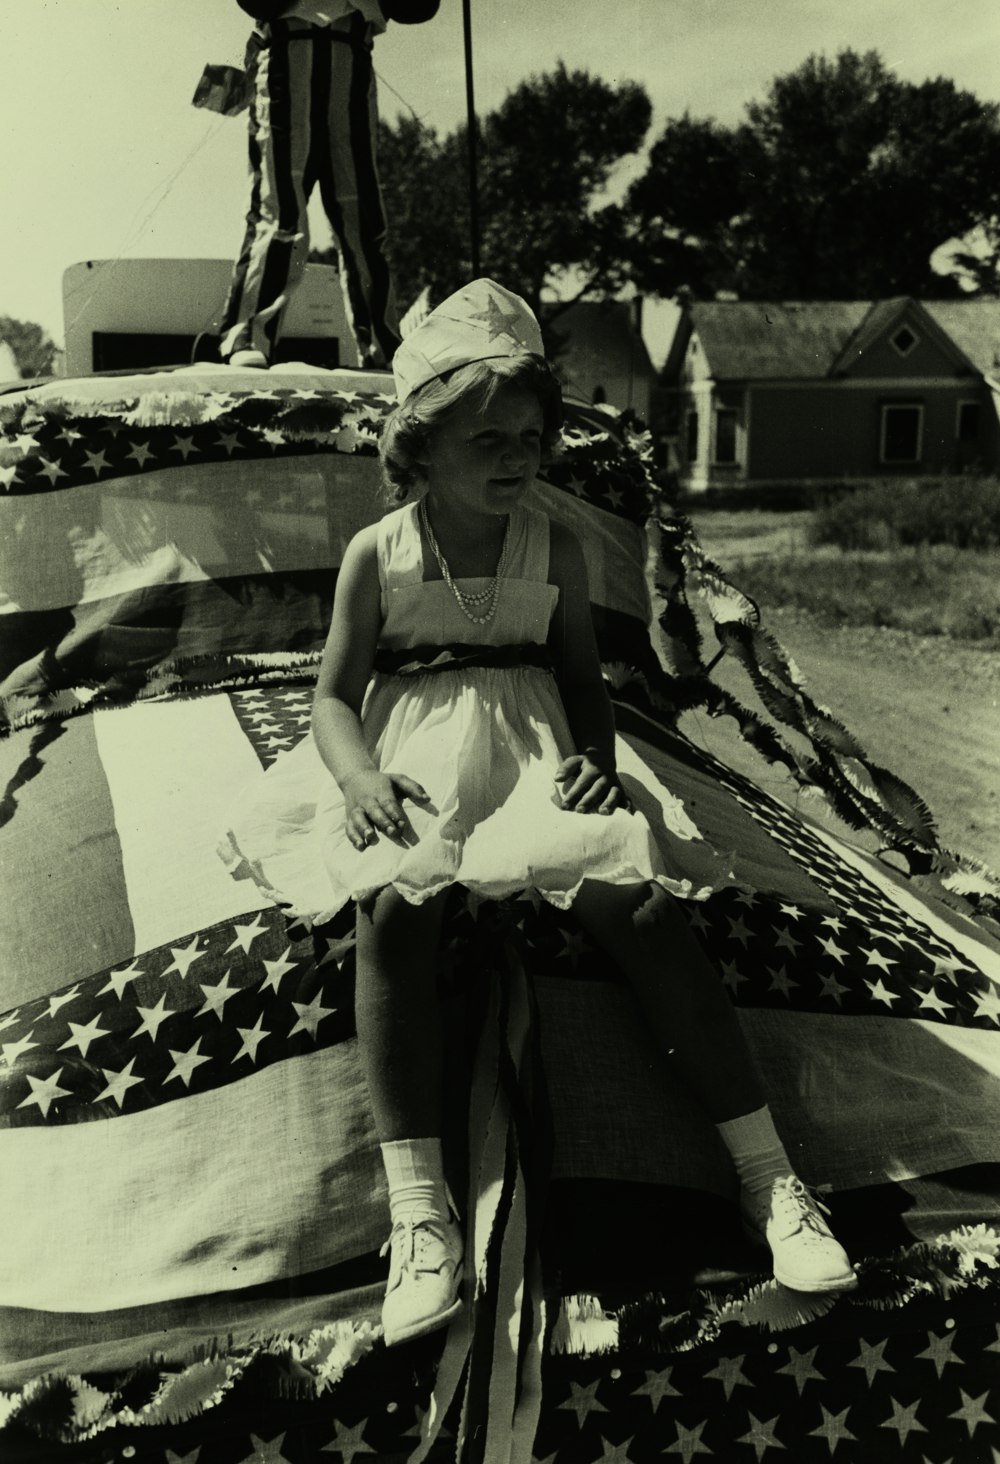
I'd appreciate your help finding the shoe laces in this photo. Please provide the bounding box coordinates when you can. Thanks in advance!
[380,1215,455,1271]
[770,1176,834,1242]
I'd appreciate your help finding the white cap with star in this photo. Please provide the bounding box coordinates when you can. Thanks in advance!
[392,278,545,404]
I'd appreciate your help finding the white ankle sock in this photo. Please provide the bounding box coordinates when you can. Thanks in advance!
[715,1105,794,1199]
[380,1137,450,1227]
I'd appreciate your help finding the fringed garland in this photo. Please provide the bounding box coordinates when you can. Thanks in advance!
[652,513,1000,922]
[0,650,323,736]
[3,1226,997,1450]
[556,1222,1000,1358]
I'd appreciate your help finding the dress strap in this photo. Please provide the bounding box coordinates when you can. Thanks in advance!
[507,505,550,584]
[376,502,426,595]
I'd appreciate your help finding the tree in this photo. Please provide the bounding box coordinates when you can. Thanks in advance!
[0,316,58,378]
[378,64,651,341]
[627,50,1000,301]
[942,218,1000,296]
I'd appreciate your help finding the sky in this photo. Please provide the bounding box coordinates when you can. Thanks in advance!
[3,0,1000,353]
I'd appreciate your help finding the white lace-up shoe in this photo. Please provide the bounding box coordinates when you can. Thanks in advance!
[380,1214,464,1346]
[743,1177,857,1293]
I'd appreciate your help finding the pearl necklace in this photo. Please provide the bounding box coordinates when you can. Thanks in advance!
[418,499,512,625]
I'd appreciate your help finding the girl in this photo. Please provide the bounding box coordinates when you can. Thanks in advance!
[228,279,856,1346]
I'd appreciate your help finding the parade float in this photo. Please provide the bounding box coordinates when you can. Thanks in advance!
[2,312,1000,1460]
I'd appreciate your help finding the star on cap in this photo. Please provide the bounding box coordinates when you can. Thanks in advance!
[466,292,533,346]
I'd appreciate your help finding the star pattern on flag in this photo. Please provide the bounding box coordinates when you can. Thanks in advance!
[657,741,1000,1033]
[320,1414,375,1460]
[703,1351,753,1400]
[809,1403,857,1451]
[0,905,356,1126]
[58,1015,111,1058]
[630,1366,681,1408]
[557,1378,609,1426]
[736,1412,785,1461]
[776,1345,825,1396]
[949,1389,996,1437]
[879,1396,928,1444]
[0,389,392,498]
[848,1337,895,1386]
[662,1417,713,1460]
[17,1067,72,1118]
[917,1329,960,1377]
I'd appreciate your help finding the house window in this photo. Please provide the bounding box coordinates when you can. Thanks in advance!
[880,403,923,464]
[957,400,981,442]
[685,409,699,462]
[890,326,918,358]
[714,406,738,464]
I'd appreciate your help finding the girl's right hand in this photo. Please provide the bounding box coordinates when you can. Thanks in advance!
[341,770,430,851]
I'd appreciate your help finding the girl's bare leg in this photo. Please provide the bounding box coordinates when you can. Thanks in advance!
[354,885,449,1141]
[570,878,765,1122]
[354,885,464,1344]
[571,878,856,1291]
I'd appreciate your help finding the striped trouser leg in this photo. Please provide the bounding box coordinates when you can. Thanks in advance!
[316,24,401,367]
[219,26,313,361]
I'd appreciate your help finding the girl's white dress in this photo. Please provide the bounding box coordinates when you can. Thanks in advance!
[223,501,734,922]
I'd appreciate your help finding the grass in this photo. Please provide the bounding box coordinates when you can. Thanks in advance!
[689,504,1000,646]
[811,477,1000,551]
[719,546,1000,644]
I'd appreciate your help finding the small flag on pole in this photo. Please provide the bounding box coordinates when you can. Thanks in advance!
[192,64,250,116]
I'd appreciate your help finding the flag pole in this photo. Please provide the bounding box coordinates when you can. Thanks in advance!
[462,0,481,276]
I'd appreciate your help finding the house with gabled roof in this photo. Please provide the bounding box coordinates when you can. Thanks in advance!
[664,298,1000,494]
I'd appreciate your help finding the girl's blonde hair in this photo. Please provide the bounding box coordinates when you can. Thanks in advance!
[379,353,563,503]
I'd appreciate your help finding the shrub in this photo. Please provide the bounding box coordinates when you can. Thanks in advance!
[726,545,1000,645]
[811,478,1000,550]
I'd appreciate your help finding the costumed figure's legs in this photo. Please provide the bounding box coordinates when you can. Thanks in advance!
[571,879,858,1293]
[219,22,315,365]
[316,17,401,367]
[355,885,463,1344]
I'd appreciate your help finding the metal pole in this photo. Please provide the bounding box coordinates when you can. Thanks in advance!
[462,0,481,276]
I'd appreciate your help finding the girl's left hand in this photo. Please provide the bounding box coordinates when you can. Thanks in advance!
[554,753,630,815]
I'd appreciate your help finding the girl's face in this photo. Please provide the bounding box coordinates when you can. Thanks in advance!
[421,384,544,520]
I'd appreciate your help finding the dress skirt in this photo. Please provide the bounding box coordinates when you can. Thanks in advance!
[222,663,736,925]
